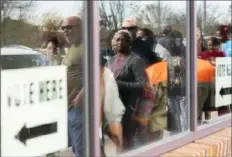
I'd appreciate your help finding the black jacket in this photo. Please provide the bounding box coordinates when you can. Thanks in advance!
[131,38,157,66]
[108,52,148,110]
[168,44,186,96]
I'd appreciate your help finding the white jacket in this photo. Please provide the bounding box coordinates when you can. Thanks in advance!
[99,67,125,139]
[103,67,125,124]
[154,43,172,63]
[153,43,175,79]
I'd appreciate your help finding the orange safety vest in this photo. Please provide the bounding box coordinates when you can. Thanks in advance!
[146,61,168,85]
[197,59,215,83]
[145,59,215,85]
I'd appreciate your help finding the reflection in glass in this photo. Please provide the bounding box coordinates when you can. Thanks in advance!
[1,1,86,157]
[99,1,189,155]
[197,1,232,124]
[1,52,48,70]
[61,15,85,157]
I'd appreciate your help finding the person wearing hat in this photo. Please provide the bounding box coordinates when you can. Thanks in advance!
[121,19,157,66]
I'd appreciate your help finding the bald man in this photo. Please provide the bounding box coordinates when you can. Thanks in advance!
[61,16,84,157]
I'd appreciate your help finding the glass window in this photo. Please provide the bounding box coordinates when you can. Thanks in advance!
[196,1,232,125]
[1,1,86,157]
[99,1,189,155]
[1,0,230,157]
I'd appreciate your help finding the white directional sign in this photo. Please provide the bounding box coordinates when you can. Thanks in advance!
[1,66,68,156]
[215,57,232,107]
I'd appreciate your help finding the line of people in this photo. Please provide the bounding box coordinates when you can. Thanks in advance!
[40,16,231,157]
[198,25,232,120]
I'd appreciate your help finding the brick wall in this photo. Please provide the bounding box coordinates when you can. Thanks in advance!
[162,127,231,157]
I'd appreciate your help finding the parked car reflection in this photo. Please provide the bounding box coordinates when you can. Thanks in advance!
[1,45,48,70]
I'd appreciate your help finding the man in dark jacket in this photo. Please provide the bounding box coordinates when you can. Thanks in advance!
[121,19,157,66]
[167,30,187,135]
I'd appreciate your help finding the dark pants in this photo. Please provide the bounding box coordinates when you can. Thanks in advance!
[68,106,84,157]
[133,123,149,148]
[121,109,134,151]
[218,106,231,116]
[148,130,164,142]
[121,108,149,151]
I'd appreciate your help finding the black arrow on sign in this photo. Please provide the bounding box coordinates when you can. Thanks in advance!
[15,122,57,145]
[219,87,232,97]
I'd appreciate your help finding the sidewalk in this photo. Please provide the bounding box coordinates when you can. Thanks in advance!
[43,137,116,157]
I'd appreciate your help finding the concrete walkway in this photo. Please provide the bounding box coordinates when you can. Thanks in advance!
[43,137,116,157]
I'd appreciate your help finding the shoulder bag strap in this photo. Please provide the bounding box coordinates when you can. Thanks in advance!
[107,53,135,79]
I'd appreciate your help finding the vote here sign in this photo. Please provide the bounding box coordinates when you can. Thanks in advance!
[1,66,68,156]
[215,57,232,107]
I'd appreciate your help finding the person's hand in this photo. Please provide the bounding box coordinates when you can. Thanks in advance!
[209,58,216,66]
[210,60,215,66]
[71,88,84,107]
[131,113,149,127]
[72,94,81,107]
[175,79,180,85]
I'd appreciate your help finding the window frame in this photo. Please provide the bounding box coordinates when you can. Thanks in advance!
[83,1,101,157]
[84,1,231,157]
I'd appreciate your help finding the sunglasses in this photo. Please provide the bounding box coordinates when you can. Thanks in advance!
[122,26,137,31]
[61,25,79,31]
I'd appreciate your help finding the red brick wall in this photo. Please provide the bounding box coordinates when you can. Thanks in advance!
[162,127,231,157]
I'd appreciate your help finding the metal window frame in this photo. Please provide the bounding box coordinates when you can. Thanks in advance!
[83,1,101,157]
[84,1,231,157]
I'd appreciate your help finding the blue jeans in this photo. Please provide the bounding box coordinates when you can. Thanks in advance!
[168,96,188,136]
[68,106,84,157]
